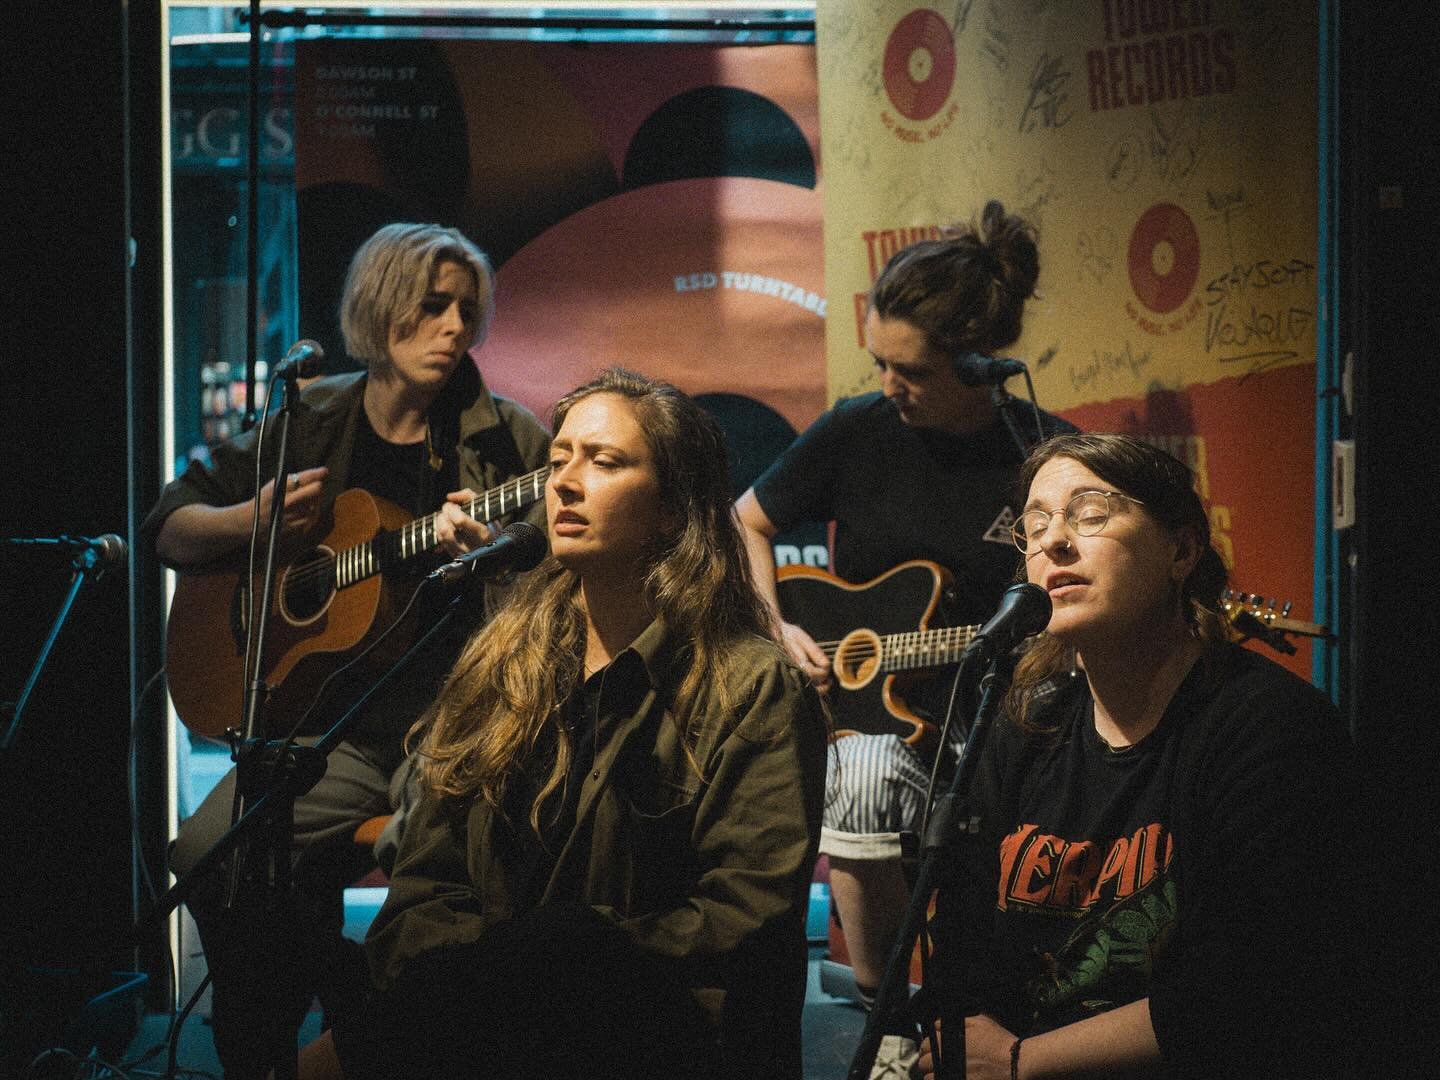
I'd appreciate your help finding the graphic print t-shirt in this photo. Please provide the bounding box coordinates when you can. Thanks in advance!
[943,670,1187,1036]
[932,647,1365,1077]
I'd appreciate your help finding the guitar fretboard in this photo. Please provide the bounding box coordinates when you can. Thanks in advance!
[818,623,982,674]
[332,466,551,589]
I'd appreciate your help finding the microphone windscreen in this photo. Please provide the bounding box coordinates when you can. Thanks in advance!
[502,521,548,571]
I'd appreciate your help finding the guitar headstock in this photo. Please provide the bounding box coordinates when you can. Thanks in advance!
[1220,589,1330,655]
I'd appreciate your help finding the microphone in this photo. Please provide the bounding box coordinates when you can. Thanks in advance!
[80,533,129,566]
[273,339,325,380]
[959,582,1052,673]
[954,352,1026,386]
[429,521,548,585]
[4,534,128,565]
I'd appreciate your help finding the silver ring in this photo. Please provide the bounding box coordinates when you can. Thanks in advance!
[289,473,298,490]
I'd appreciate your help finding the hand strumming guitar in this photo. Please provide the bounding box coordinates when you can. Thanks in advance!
[778,619,834,694]
[156,465,329,568]
[260,466,329,542]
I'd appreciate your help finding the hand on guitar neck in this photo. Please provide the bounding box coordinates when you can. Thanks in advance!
[434,487,498,556]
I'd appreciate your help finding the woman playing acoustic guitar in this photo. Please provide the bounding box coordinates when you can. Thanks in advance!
[142,222,549,1078]
[736,202,1073,1063]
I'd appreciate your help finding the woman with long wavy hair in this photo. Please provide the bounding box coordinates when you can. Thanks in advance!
[299,368,828,1080]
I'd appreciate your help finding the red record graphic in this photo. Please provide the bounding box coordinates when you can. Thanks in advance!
[1127,202,1201,314]
[882,10,956,122]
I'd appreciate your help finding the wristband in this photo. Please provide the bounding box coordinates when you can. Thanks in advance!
[1010,1037,1022,1080]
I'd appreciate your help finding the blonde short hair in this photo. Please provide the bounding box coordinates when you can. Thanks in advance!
[339,223,496,367]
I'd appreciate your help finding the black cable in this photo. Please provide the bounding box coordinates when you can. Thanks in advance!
[127,665,180,1039]
[129,666,170,906]
[255,10,814,35]
[164,971,211,1080]
[240,376,276,735]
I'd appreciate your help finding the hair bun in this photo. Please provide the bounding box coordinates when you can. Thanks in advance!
[979,200,1040,301]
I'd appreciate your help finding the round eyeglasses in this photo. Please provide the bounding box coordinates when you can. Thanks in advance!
[1011,490,1145,553]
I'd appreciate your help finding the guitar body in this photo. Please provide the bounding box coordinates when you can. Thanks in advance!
[166,488,412,738]
[776,560,951,745]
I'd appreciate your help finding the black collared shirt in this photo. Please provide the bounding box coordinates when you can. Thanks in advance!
[497,649,651,909]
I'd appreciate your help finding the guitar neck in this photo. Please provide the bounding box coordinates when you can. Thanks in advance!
[420,465,552,548]
[334,466,551,589]
[819,623,982,673]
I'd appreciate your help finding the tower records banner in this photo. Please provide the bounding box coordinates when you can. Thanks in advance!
[292,39,826,513]
[817,1,1320,674]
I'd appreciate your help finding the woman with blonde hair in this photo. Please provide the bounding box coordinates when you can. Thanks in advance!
[301,368,828,1080]
[146,221,548,1078]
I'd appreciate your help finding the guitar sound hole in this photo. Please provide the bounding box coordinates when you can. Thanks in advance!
[834,630,882,690]
[279,547,336,626]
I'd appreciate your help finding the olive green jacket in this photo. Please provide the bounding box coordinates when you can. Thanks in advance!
[140,363,550,748]
[141,362,550,558]
[365,619,829,1073]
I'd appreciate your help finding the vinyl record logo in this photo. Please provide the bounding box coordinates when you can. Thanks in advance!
[882,10,956,122]
[1127,203,1200,315]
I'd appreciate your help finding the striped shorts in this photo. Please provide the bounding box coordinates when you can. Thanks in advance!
[819,733,934,861]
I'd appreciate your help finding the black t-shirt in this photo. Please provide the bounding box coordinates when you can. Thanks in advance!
[752,392,1071,624]
[496,672,602,911]
[933,645,1363,1077]
[329,408,472,754]
[347,406,459,519]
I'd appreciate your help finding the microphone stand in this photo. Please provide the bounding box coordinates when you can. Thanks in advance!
[1,540,119,751]
[846,648,1018,1080]
[209,361,302,1075]
[133,593,465,1078]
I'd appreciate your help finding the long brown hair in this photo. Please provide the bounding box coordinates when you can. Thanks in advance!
[869,199,1040,357]
[412,369,776,831]
[1006,432,1231,728]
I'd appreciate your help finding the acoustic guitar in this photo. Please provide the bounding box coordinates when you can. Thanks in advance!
[165,466,550,738]
[777,561,965,746]
[776,562,1331,746]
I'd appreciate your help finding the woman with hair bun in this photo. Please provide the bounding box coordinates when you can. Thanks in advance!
[918,433,1360,1079]
[736,201,1074,1043]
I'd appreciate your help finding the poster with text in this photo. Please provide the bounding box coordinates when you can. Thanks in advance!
[817,1,1320,674]
[293,40,827,562]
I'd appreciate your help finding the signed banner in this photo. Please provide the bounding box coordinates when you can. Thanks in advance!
[816,1,1319,673]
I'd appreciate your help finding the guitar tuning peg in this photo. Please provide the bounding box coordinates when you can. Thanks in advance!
[1280,600,1293,617]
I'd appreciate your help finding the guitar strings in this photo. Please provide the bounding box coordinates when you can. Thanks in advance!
[814,626,982,668]
[272,467,552,599]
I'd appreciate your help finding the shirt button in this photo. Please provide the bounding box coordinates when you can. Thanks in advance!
[591,770,600,779]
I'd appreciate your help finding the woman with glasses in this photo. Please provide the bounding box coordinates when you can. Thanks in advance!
[919,432,1360,1079]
